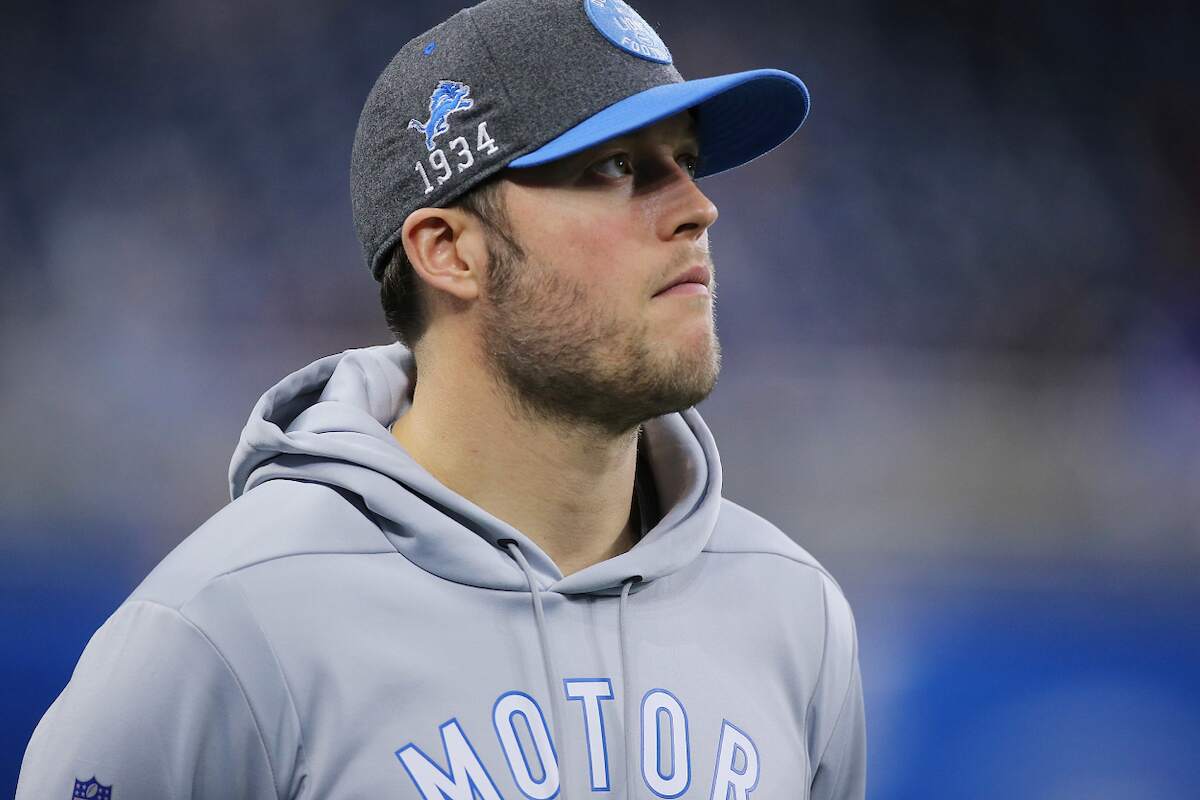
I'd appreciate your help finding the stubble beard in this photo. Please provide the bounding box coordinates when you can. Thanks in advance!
[477,231,722,437]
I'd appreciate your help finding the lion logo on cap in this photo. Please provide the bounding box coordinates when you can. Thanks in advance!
[408,80,475,152]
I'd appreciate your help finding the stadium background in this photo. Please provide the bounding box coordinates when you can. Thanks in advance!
[2,0,1198,795]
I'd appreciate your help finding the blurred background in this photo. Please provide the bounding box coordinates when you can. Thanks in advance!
[2,0,1198,796]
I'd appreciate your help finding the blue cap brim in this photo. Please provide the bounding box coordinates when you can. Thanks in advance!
[507,68,810,178]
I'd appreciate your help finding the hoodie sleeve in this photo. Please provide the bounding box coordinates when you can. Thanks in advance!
[16,599,280,800]
[808,577,867,800]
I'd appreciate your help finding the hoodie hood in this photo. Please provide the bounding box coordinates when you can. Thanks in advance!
[228,343,723,597]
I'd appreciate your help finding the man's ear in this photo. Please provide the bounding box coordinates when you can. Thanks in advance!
[400,207,489,302]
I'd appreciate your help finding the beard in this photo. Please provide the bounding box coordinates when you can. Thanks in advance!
[476,228,722,437]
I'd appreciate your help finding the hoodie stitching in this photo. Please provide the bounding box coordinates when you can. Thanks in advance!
[130,599,283,800]
[214,545,546,596]
[802,576,830,791]
[811,624,859,790]
[213,548,399,581]
[220,573,312,798]
[700,546,841,584]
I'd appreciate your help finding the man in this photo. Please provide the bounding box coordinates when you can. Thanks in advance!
[18,0,865,797]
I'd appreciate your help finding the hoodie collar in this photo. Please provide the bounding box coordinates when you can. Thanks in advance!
[228,343,723,596]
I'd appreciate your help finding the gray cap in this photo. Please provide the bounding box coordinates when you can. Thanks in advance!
[351,0,810,281]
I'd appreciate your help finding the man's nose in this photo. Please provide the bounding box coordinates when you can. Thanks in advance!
[656,164,719,242]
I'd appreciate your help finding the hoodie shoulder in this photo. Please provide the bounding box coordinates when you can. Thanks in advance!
[707,497,841,586]
[131,479,393,610]
[707,497,864,781]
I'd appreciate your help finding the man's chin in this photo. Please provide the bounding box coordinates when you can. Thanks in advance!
[649,350,721,415]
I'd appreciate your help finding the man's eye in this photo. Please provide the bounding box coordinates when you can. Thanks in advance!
[589,152,697,179]
[592,154,633,179]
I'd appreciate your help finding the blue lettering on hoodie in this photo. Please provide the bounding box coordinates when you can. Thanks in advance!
[395,683,757,799]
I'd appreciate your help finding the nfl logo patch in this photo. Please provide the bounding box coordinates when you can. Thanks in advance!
[72,777,112,800]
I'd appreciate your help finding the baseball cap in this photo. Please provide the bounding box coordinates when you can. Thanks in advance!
[351,0,810,281]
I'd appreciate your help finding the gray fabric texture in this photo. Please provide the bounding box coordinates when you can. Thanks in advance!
[18,342,865,799]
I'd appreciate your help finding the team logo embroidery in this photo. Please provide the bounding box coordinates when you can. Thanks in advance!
[408,80,475,151]
[72,777,112,800]
[584,0,672,64]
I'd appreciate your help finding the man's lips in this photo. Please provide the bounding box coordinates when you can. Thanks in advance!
[654,265,712,297]
[655,282,710,297]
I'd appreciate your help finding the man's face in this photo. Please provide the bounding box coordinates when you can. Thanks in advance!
[475,111,721,435]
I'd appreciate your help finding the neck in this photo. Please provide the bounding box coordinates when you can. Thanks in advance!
[390,344,642,578]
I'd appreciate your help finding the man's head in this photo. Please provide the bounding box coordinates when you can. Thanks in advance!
[354,0,809,429]
[388,109,719,433]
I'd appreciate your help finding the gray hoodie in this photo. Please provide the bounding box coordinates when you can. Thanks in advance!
[17,343,865,799]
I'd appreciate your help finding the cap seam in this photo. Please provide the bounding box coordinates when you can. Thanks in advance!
[463,7,517,122]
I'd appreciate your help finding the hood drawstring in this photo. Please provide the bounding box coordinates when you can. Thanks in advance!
[618,574,641,799]
[502,540,571,799]
[501,538,643,800]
